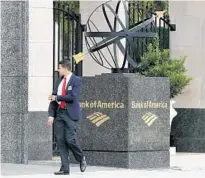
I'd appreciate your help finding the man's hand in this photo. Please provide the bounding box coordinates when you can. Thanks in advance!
[47,117,54,126]
[48,95,57,101]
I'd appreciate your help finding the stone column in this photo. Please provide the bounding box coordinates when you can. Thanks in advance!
[28,0,53,160]
[1,1,29,164]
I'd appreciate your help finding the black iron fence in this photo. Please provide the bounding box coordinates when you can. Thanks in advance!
[53,1,83,84]
[128,1,176,69]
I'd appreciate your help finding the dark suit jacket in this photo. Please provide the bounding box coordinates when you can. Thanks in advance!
[48,73,82,121]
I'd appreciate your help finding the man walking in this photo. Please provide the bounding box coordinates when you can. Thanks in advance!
[47,60,86,175]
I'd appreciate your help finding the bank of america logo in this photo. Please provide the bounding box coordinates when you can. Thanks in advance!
[87,112,110,127]
[142,112,158,127]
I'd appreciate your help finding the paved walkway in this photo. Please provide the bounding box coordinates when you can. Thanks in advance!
[1,153,205,178]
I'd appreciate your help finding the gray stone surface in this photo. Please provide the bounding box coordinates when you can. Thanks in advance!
[1,40,28,77]
[1,114,22,151]
[28,112,52,160]
[1,1,29,77]
[1,113,28,164]
[127,77,170,151]
[1,1,28,40]
[81,150,170,169]
[76,74,170,168]
[1,77,28,113]
[1,1,29,164]
[22,113,29,164]
[78,75,129,151]
[171,108,205,152]
[1,150,23,164]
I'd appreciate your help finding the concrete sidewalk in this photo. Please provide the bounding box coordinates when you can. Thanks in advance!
[1,153,205,178]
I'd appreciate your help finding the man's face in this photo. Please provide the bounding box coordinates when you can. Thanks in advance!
[58,64,66,76]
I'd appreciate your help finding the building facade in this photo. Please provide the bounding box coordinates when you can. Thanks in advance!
[1,0,205,163]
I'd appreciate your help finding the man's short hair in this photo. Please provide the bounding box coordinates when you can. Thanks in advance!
[58,60,71,70]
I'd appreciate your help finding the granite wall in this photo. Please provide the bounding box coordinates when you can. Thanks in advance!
[1,1,29,164]
[171,108,205,152]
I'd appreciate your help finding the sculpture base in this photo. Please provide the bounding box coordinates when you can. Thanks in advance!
[111,68,129,73]
[77,74,170,168]
[71,150,170,169]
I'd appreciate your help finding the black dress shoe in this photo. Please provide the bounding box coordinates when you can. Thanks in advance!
[54,171,70,175]
[80,156,87,172]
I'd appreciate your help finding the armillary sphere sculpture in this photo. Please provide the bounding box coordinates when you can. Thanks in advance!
[84,0,158,73]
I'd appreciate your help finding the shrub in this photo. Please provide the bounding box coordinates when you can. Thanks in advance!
[136,41,192,98]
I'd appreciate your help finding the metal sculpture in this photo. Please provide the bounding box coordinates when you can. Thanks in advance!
[84,0,158,73]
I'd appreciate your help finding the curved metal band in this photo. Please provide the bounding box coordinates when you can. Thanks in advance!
[89,17,154,52]
[85,32,157,37]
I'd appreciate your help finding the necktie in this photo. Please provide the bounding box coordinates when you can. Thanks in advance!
[60,77,67,109]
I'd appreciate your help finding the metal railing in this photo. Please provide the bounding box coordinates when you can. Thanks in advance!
[53,1,83,86]
[128,1,176,71]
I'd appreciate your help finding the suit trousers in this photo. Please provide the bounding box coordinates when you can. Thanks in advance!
[54,108,83,172]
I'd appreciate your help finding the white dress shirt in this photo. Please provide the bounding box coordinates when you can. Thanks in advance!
[57,72,72,96]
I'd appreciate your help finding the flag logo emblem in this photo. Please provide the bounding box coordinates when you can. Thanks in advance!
[87,112,110,127]
[142,112,158,127]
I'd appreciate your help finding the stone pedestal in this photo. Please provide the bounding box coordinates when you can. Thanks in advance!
[76,74,170,168]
